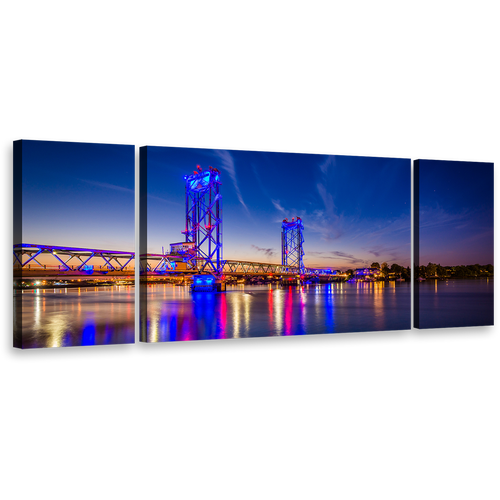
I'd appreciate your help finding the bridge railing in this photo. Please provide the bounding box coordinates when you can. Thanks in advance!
[222,262,337,276]
[14,264,134,272]
[15,245,337,277]
[14,244,135,272]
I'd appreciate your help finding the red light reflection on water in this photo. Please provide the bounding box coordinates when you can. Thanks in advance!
[284,287,293,335]
[217,293,227,339]
[181,315,193,341]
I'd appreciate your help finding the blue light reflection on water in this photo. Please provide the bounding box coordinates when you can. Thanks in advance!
[325,283,335,333]
[81,323,96,346]
[169,315,178,342]
[15,286,135,349]
[15,280,492,348]
[144,282,411,342]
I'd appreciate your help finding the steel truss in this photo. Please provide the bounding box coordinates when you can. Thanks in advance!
[223,260,300,275]
[14,245,334,277]
[306,268,334,276]
[222,261,331,276]
[13,244,134,272]
[182,165,223,275]
[139,253,181,273]
[281,217,305,274]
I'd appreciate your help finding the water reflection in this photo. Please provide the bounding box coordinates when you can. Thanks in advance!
[144,282,411,342]
[268,288,274,333]
[15,286,135,349]
[273,289,283,336]
[15,282,414,347]
[232,293,241,339]
[417,279,493,329]
[325,284,335,333]
[283,287,293,336]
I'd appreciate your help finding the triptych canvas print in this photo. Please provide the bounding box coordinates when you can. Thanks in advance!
[13,140,494,349]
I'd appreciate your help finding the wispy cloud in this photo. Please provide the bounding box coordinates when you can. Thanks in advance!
[308,250,367,265]
[213,150,250,216]
[270,202,344,242]
[272,199,286,214]
[251,162,268,197]
[79,179,133,194]
[419,206,471,230]
[366,244,408,262]
[458,228,494,245]
[270,157,344,241]
[315,183,343,240]
[303,156,343,240]
[355,213,411,241]
[318,155,335,175]
[329,251,364,264]
[147,193,183,206]
[251,245,275,257]
[268,156,411,268]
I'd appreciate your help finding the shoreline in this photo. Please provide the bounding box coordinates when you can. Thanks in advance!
[13,276,495,290]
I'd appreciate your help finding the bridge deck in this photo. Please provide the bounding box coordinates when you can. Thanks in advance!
[14,244,337,278]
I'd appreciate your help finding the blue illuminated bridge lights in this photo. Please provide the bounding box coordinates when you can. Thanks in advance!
[13,243,135,273]
[191,274,216,291]
[182,165,223,277]
[281,217,305,274]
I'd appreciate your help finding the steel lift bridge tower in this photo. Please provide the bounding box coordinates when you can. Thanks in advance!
[182,165,223,276]
[282,217,305,274]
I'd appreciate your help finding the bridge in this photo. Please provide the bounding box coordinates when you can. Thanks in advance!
[14,164,338,281]
[14,244,336,279]
[13,243,135,278]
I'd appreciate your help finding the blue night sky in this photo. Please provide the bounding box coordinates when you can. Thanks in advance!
[21,143,493,269]
[418,159,494,266]
[20,140,134,251]
[146,147,411,270]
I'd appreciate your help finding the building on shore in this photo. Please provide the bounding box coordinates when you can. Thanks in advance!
[352,267,382,280]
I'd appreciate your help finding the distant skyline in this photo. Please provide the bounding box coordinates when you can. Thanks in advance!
[20,144,493,269]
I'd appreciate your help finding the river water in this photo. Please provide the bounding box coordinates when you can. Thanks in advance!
[13,279,493,348]
[416,278,494,329]
[14,286,135,349]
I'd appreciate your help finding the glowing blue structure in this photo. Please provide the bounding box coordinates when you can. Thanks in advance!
[281,217,304,274]
[182,165,223,275]
[191,274,216,292]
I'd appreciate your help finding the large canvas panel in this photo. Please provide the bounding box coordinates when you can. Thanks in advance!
[414,159,494,329]
[13,140,135,348]
[147,145,411,342]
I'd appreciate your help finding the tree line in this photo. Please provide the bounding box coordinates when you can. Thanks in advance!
[341,262,493,280]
